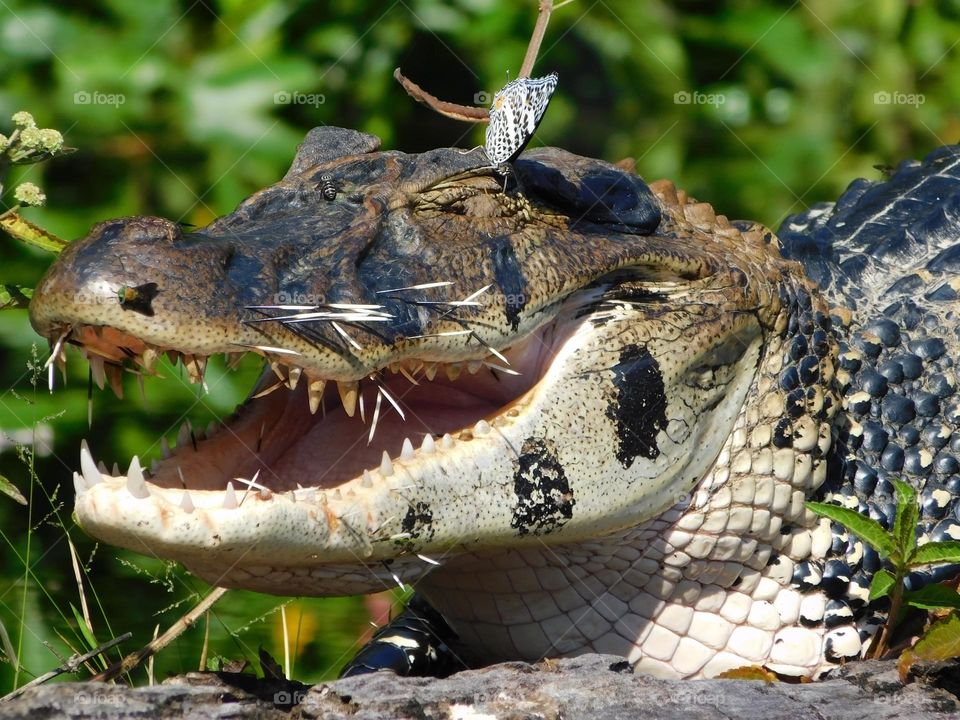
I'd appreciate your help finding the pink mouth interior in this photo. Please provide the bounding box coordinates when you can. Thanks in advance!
[148,324,562,492]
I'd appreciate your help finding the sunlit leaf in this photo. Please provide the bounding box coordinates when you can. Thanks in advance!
[898,612,960,683]
[0,212,68,253]
[904,584,960,611]
[868,569,896,601]
[806,501,896,557]
[0,474,27,505]
[893,479,919,557]
[910,541,960,566]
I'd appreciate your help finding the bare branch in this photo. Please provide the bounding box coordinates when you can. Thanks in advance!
[518,1,555,78]
[91,586,229,683]
[395,0,562,123]
[1,632,132,702]
[394,69,488,122]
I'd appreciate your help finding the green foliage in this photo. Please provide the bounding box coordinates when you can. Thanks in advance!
[807,478,960,658]
[0,0,959,693]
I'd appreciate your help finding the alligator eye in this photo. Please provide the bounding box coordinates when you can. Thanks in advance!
[117,282,159,316]
[319,174,337,201]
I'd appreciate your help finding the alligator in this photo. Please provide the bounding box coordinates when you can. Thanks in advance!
[28,126,960,680]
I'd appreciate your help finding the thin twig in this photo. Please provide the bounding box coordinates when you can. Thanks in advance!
[394,0,560,122]
[1,632,132,702]
[393,69,489,122]
[91,587,229,683]
[518,1,555,78]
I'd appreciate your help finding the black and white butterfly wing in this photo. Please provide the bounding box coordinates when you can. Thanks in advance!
[485,72,558,170]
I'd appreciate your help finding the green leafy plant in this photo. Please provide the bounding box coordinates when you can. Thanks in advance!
[807,479,960,659]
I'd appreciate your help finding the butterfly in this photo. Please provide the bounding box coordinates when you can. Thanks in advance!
[484,72,558,173]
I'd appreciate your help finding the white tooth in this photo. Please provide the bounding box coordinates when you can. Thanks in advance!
[151,458,161,473]
[89,356,106,390]
[361,470,374,488]
[337,381,358,417]
[287,366,302,390]
[308,379,326,415]
[142,347,159,372]
[160,437,171,458]
[441,433,454,450]
[207,421,219,437]
[420,434,436,454]
[80,440,102,487]
[401,438,415,461]
[332,488,342,500]
[445,363,462,381]
[112,462,120,476]
[180,491,195,513]
[177,422,191,448]
[380,451,394,477]
[223,481,238,509]
[126,456,149,499]
[424,364,437,381]
[467,360,483,374]
[474,419,491,436]
[97,460,108,474]
[73,471,87,496]
[105,363,123,399]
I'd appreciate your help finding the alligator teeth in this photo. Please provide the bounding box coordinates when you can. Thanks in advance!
[112,462,120,476]
[337,381,358,417]
[420,434,435,454]
[151,458,161,474]
[474,419,491,436]
[287,366,302,390]
[441,433,454,450]
[97,460,108,474]
[160,437,172,459]
[424,363,438,381]
[445,363,462,381]
[467,360,483,375]
[141,347,159,372]
[73,471,86,496]
[184,355,207,384]
[105,363,124,398]
[206,421,219,437]
[80,440,102,487]
[361,470,374,488]
[223,481,238,509]
[380,451,394,477]
[400,438,415,461]
[126,456,149,498]
[180,491,195,513]
[177,421,191,449]
[308,379,326,415]
[89,356,106,390]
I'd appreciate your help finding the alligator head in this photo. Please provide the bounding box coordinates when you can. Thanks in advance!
[30,126,836,677]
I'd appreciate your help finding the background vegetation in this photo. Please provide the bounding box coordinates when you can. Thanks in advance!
[1,0,959,690]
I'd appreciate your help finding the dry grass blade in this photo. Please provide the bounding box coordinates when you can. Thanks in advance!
[91,586,229,682]
[1,632,132,702]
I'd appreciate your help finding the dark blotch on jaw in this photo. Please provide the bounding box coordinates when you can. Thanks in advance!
[487,236,528,332]
[511,436,574,536]
[607,343,667,468]
[395,501,435,551]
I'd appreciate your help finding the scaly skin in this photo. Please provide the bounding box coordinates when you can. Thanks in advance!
[28,127,960,679]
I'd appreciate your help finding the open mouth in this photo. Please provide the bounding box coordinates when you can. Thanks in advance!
[61,308,580,508]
